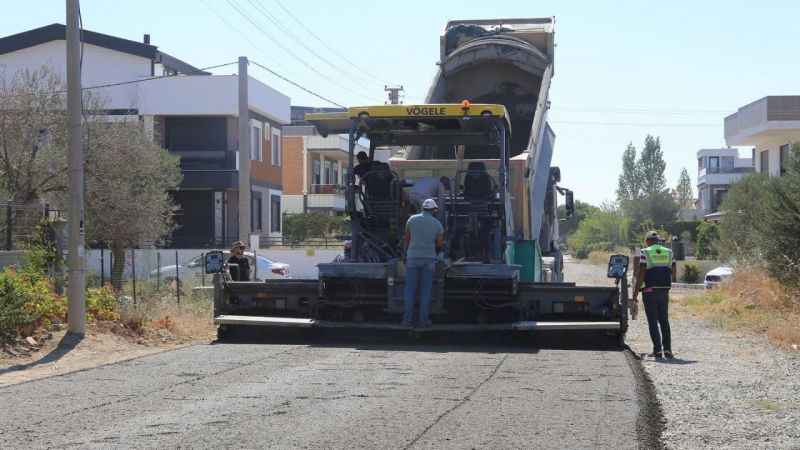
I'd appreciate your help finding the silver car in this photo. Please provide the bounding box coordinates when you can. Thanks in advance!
[151,251,290,282]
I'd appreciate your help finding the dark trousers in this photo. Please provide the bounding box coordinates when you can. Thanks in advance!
[643,289,671,353]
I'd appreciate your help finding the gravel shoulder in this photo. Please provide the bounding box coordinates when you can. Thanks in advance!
[0,326,195,387]
[567,260,800,450]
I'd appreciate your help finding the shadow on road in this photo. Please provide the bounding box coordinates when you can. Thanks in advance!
[0,333,83,375]
[213,328,625,354]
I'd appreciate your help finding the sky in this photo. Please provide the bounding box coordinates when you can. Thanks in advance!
[3,0,799,205]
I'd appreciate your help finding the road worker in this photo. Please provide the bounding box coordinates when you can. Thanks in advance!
[407,176,451,210]
[227,241,251,282]
[632,231,674,359]
[402,198,444,328]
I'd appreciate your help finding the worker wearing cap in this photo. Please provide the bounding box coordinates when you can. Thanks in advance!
[227,241,251,282]
[633,231,675,359]
[402,198,444,328]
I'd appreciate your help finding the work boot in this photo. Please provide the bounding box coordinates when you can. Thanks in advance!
[663,351,674,360]
[418,320,433,329]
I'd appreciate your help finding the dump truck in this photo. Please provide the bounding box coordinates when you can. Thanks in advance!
[208,18,632,341]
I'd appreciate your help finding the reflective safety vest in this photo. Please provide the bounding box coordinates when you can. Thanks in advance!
[642,244,673,270]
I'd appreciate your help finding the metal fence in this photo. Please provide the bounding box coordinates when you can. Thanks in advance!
[84,247,344,305]
[0,202,60,250]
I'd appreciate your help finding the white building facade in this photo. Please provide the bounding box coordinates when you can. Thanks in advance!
[696,148,753,216]
[725,96,800,177]
[0,24,290,247]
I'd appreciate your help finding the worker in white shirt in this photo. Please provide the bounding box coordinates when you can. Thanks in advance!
[407,176,451,210]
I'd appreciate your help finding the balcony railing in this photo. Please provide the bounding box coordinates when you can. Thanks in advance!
[699,167,753,177]
[172,149,238,171]
[310,184,343,194]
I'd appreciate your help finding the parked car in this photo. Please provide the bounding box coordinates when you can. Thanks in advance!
[150,251,289,283]
[704,266,733,289]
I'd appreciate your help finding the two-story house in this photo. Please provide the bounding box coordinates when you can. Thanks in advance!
[0,24,290,248]
[281,106,381,216]
[696,148,753,217]
[725,96,800,177]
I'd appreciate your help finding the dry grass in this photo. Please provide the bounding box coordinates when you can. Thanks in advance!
[117,288,215,342]
[682,270,800,349]
[586,249,629,266]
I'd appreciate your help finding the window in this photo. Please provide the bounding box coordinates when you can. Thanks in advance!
[708,156,720,174]
[251,192,262,231]
[313,159,321,185]
[712,189,728,212]
[780,144,790,175]
[323,160,333,184]
[760,150,770,175]
[270,195,281,233]
[332,163,339,185]
[271,128,282,166]
[698,157,704,171]
[251,125,261,161]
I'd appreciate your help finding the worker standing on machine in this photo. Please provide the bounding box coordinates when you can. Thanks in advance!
[632,231,674,359]
[407,176,451,210]
[402,198,444,328]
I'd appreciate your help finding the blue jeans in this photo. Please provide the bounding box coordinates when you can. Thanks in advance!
[403,258,435,325]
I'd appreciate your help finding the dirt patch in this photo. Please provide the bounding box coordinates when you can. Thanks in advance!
[0,320,212,387]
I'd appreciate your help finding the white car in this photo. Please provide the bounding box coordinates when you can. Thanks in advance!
[151,251,290,282]
[704,266,733,289]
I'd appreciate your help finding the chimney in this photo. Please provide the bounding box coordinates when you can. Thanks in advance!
[143,34,150,45]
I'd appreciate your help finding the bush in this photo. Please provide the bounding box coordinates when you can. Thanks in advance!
[0,266,65,338]
[86,286,120,321]
[568,203,630,258]
[695,221,719,259]
[283,213,348,245]
[718,174,770,263]
[681,263,701,284]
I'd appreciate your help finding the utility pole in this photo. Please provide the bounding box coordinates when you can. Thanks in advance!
[237,56,251,242]
[385,85,404,105]
[66,0,85,335]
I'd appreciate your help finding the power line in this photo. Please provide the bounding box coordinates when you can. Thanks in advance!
[0,62,238,100]
[223,0,381,104]
[550,120,719,128]
[245,0,381,91]
[555,105,732,114]
[201,0,345,107]
[271,0,391,87]
[250,60,345,108]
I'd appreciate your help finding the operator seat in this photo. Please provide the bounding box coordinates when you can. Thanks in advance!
[463,162,494,200]
[362,161,393,201]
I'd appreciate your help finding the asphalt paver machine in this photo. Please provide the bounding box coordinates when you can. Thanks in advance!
[209,17,632,341]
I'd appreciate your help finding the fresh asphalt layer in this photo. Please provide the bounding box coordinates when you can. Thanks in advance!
[0,331,653,449]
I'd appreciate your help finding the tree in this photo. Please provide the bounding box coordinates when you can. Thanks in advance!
[717,173,770,263]
[616,136,678,229]
[0,67,69,204]
[1,66,181,290]
[567,202,630,258]
[675,168,694,209]
[760,144,800,286]
[616,143,641,207]
[81,121,181,289]
[557,200,600,238]
[695,221,719,260]
[639,135,667,196]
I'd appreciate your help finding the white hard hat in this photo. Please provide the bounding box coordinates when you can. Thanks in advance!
[422,198,438,210]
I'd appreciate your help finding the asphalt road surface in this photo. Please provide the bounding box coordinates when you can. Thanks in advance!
[0,261,658,449]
